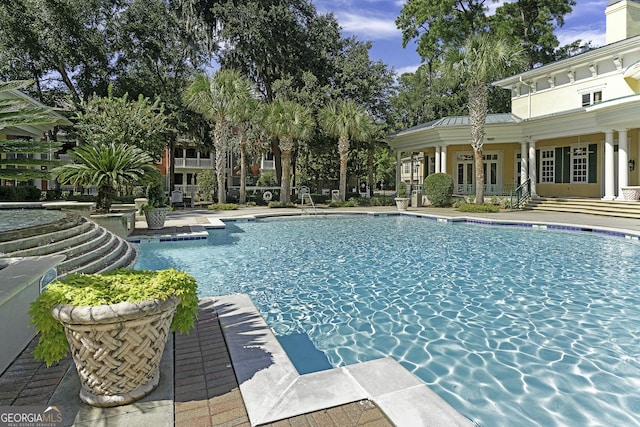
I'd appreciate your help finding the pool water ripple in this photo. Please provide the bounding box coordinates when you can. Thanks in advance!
[134,215,640,426]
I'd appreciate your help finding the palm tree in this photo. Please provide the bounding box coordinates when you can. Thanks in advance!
[319,99,372,202]
[263,99,314,203]
[0,80,61,132]
[183,70,246,204]
[52,142,160,212]
[441,32,525,204]
[231,81,259,204]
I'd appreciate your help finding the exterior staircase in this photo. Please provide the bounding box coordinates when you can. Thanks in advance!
[522,197,640,219]
[0,211,137,278]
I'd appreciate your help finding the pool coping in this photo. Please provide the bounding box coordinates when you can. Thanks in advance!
[210,294,474,426]
[129,210,640,242]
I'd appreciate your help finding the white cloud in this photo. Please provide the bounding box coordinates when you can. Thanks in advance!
[337,12,400,40]
[557,27,607,47]
[395,63,421,76]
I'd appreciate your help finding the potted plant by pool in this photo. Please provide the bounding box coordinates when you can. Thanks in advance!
[394,182,410,211]
[29,268,198,407]
[142,177,171,230]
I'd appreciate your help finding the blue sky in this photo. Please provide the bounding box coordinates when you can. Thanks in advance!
[312,0,609,76]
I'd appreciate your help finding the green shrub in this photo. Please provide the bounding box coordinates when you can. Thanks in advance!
[0,185,41,201]
[29,268,199,366]
[396,182,408,198]
[267,201,296,208]
[67,194,98,202]
[113,195,137,204]
[424,173,453,207]
[45,189,63,200]
[456,203,500,213]
[328,199,358,207]
[145,178,168,208]
[208,203,238,210]
[256,171,277,187]
[369,196,395,206]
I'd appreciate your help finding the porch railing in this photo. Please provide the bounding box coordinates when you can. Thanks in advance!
[455,183,516,197]
[510,179,531,209]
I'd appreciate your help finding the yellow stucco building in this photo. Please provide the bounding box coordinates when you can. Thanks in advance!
[388,0,640,201]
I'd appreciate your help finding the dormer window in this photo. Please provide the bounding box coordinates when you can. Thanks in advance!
[581,90,602,106]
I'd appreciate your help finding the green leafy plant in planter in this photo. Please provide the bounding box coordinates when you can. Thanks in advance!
[142,177,171,229]
[29,268,198,406]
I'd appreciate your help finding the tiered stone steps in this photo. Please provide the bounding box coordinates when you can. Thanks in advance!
[0,211,137,277]
[522,197,640,219]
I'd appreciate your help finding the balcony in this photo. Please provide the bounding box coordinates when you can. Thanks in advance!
[174,158,214,169]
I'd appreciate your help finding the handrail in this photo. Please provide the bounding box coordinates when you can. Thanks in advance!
[511,179,531,209]
[298,186,317,215]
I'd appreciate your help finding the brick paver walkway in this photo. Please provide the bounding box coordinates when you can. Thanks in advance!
[1,300,392,427]
[174,299,393,427]
[0,339,72,407]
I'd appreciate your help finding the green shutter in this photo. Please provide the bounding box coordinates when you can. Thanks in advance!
[555,147,563,183]
[536,149,540,183]
[588,144,597,183]
[562,147,571,183]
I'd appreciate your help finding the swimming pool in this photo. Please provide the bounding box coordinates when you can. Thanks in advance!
[134,215,640,426]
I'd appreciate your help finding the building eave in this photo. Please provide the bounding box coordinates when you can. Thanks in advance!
[493,34,640,88]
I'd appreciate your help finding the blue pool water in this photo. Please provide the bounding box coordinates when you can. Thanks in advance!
[134,215,640,426]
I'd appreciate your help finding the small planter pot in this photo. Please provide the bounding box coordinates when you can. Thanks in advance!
[394,197,410,211]
[51,296,180,407]
[144,207,170,230]
[621,186,640,201]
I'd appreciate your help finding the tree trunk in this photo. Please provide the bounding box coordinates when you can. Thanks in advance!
[272,138,282,185]
[338,135,350,202]
[367,145,375,196]
[239,139,247,204]
[468,83,488,205]
[168,131,176,193]
[214,122,226,204]
[280,149,292,203]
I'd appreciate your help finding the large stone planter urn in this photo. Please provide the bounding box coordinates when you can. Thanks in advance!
[51,296,180,407]
[394,197,410,211]
[143,207,170,230]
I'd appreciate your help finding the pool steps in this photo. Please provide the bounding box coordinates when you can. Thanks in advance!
[0,212,137,277]
[213,294,474,426]
[524,197,640,219]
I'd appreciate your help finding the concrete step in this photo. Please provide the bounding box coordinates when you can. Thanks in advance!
[523,198,640,219]
[0,219,91,255]
[0,210,138,278]
[3,222,101,258]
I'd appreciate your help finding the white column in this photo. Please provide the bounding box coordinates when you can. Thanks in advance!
[440,145,447,174]
[520,142,528,186]
[603,130,615,200]
[435,146,441,173]
[617,129,629,199]
[396,150,402,190]
[528,141,537,197]
[637,130,640,185]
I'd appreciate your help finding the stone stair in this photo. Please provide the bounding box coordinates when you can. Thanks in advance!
[522,197,640,219]
[0,211,137,278]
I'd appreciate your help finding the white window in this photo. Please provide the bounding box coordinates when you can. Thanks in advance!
[571,145,588,183]
[541,148,555,183]
[403,162,410,174]
[581,90,602,107]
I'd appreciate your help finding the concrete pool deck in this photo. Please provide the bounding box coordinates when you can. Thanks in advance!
[4,205,640,426]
